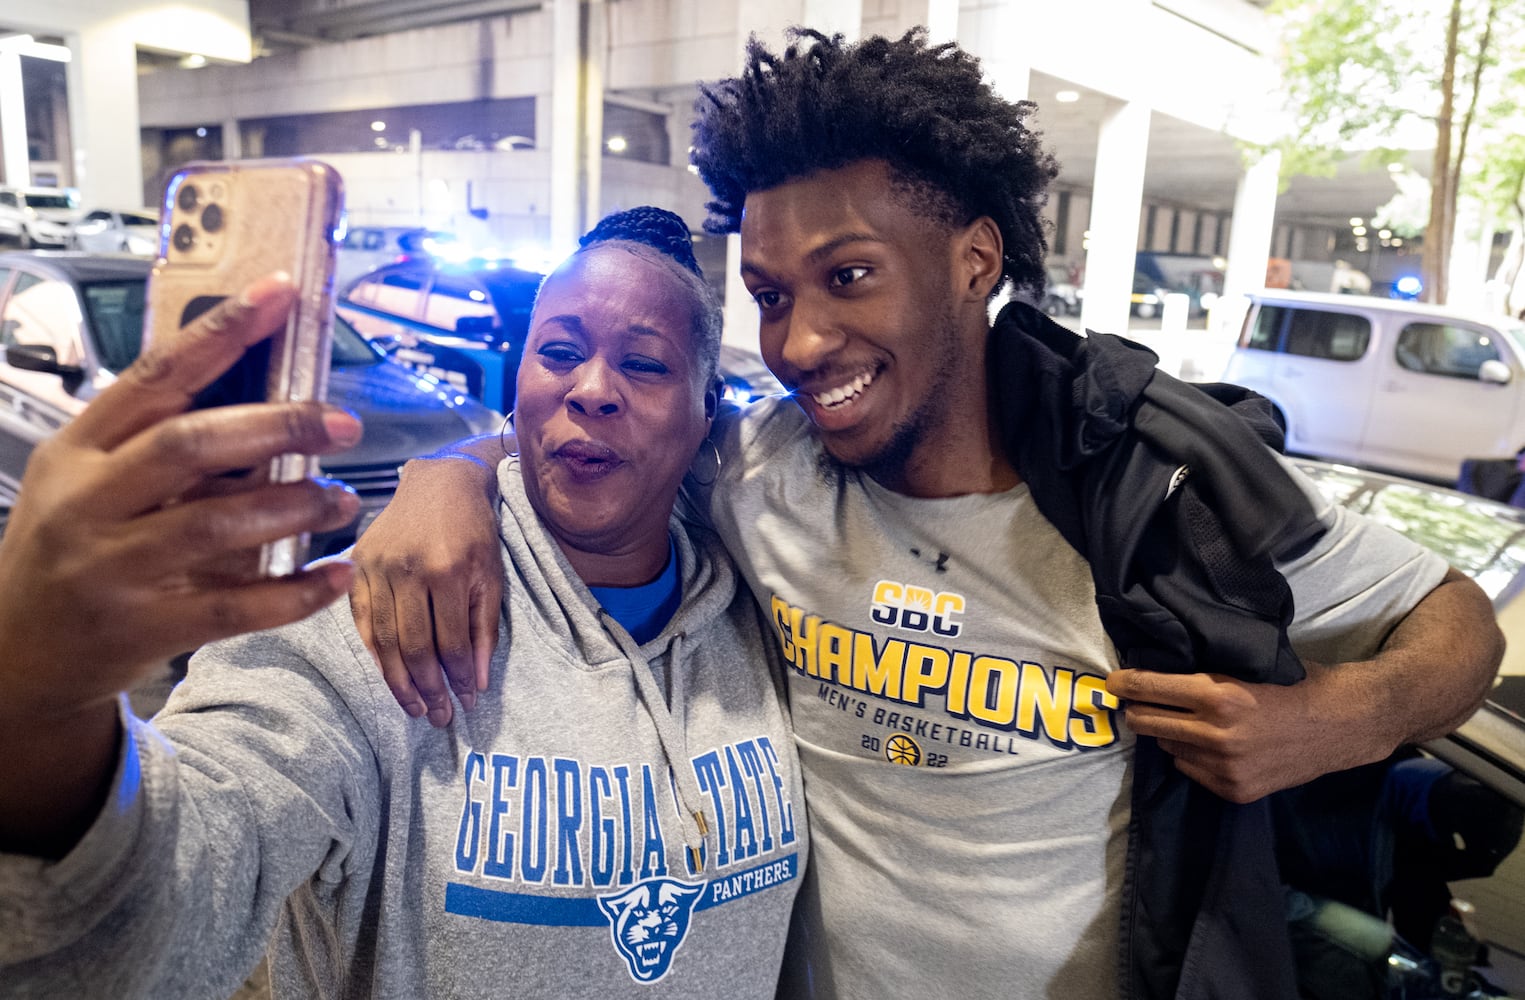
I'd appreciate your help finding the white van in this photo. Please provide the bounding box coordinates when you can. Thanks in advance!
[1219,289,1525,484]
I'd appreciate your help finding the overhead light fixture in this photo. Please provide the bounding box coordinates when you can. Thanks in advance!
[1378,229,1392,240]
[179,53,208,69]
[371,120,387,132]
[1349,217,1364,227]
[1055,90,1081,103]
[606,135,628,153]
[195,127,207,138]
[1352,225,1367,236]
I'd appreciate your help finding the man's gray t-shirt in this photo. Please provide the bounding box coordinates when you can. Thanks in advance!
[700,397,1448,1000]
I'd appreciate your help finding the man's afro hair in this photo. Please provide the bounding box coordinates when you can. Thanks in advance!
[691,27,1060,299]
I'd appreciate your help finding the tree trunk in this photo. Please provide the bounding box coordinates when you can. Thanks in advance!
[1422,0,1462,304]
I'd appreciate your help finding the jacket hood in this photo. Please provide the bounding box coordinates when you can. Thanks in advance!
[494,458,738,667]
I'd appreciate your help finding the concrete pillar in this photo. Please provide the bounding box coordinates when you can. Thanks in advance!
[963,1,1027,101]
[721,0,866,350]
[221,117,241,160]
[723,232,754,349]
[913,0,959,43]
[1080,98,1150,336]
[1218,148,1280,323]
[803,0,865,38]
[582,0,606,233]
[67,25,144,208]
[0,51,27,186]
[549,0,582,254]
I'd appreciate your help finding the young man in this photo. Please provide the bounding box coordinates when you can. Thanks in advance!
[349,30,1502,999]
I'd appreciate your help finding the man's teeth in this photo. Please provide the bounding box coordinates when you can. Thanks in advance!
[813,371,873,408]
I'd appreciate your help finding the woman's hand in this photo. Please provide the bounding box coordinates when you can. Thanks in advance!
[0,273,362,854]
[0,273,362,715]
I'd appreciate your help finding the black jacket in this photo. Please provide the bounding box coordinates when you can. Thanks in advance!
[989,301,1328,1000]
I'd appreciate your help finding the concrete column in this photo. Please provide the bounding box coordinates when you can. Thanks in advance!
[910,0,958,43]
[735,0,806,53]
[0,51,27,186]
[549,0,582,254]
[1218,148,1279,320]
[1080,98,1150,336]
[962,2,1027,101]
[722,0,866,350]
[582,0,606,232]
[803,0,864,38]
[66,25,144,208]
[221,117,241,160]
[723,232,755,348]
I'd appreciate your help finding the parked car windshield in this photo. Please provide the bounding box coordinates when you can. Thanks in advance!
[1297,461,1525,601]
[22,194,74,211]
[80,281,147,373]
[330,317,382,367]
[80,277,380,374]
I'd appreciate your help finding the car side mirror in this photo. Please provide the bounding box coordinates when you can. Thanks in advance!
[5,343,86,392]
[1479,359,1512,385]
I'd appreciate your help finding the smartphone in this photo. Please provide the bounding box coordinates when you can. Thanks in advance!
[142,157,346,577]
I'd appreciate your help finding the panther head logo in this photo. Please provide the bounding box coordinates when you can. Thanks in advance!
[597,877,705,983]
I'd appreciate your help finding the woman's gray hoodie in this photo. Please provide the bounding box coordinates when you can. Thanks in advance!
[0,460,806,998]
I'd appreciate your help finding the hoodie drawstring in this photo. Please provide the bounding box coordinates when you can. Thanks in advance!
[600,614,711,874]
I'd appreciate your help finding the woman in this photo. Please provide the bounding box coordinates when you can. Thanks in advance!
[0,208,805,997]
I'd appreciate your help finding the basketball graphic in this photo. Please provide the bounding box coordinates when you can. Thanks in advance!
[884,734,922,766]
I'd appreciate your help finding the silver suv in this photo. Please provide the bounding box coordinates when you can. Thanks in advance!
[0,187,78,249]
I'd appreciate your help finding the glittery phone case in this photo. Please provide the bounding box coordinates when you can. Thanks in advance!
[142,157,346,577]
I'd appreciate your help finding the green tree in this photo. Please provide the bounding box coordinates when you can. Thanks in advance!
[1270,0,1525,304]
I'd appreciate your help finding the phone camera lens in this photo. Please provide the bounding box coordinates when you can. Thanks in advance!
[177,184,199,212]
[172,224,196,252]
[201,203,224,233]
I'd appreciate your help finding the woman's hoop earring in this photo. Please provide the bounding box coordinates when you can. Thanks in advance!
[499,410,519,458]
[689,436,722,486]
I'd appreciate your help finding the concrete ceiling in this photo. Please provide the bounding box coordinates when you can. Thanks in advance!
[1024,69,1428,227]
[239,2,1425,229]
[4,3,1418,232]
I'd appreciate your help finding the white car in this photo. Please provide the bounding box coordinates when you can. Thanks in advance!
[0,187,78,249]
[1041,263,1081,316]
[1220,289,1525,484]
[69,208,159,255]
